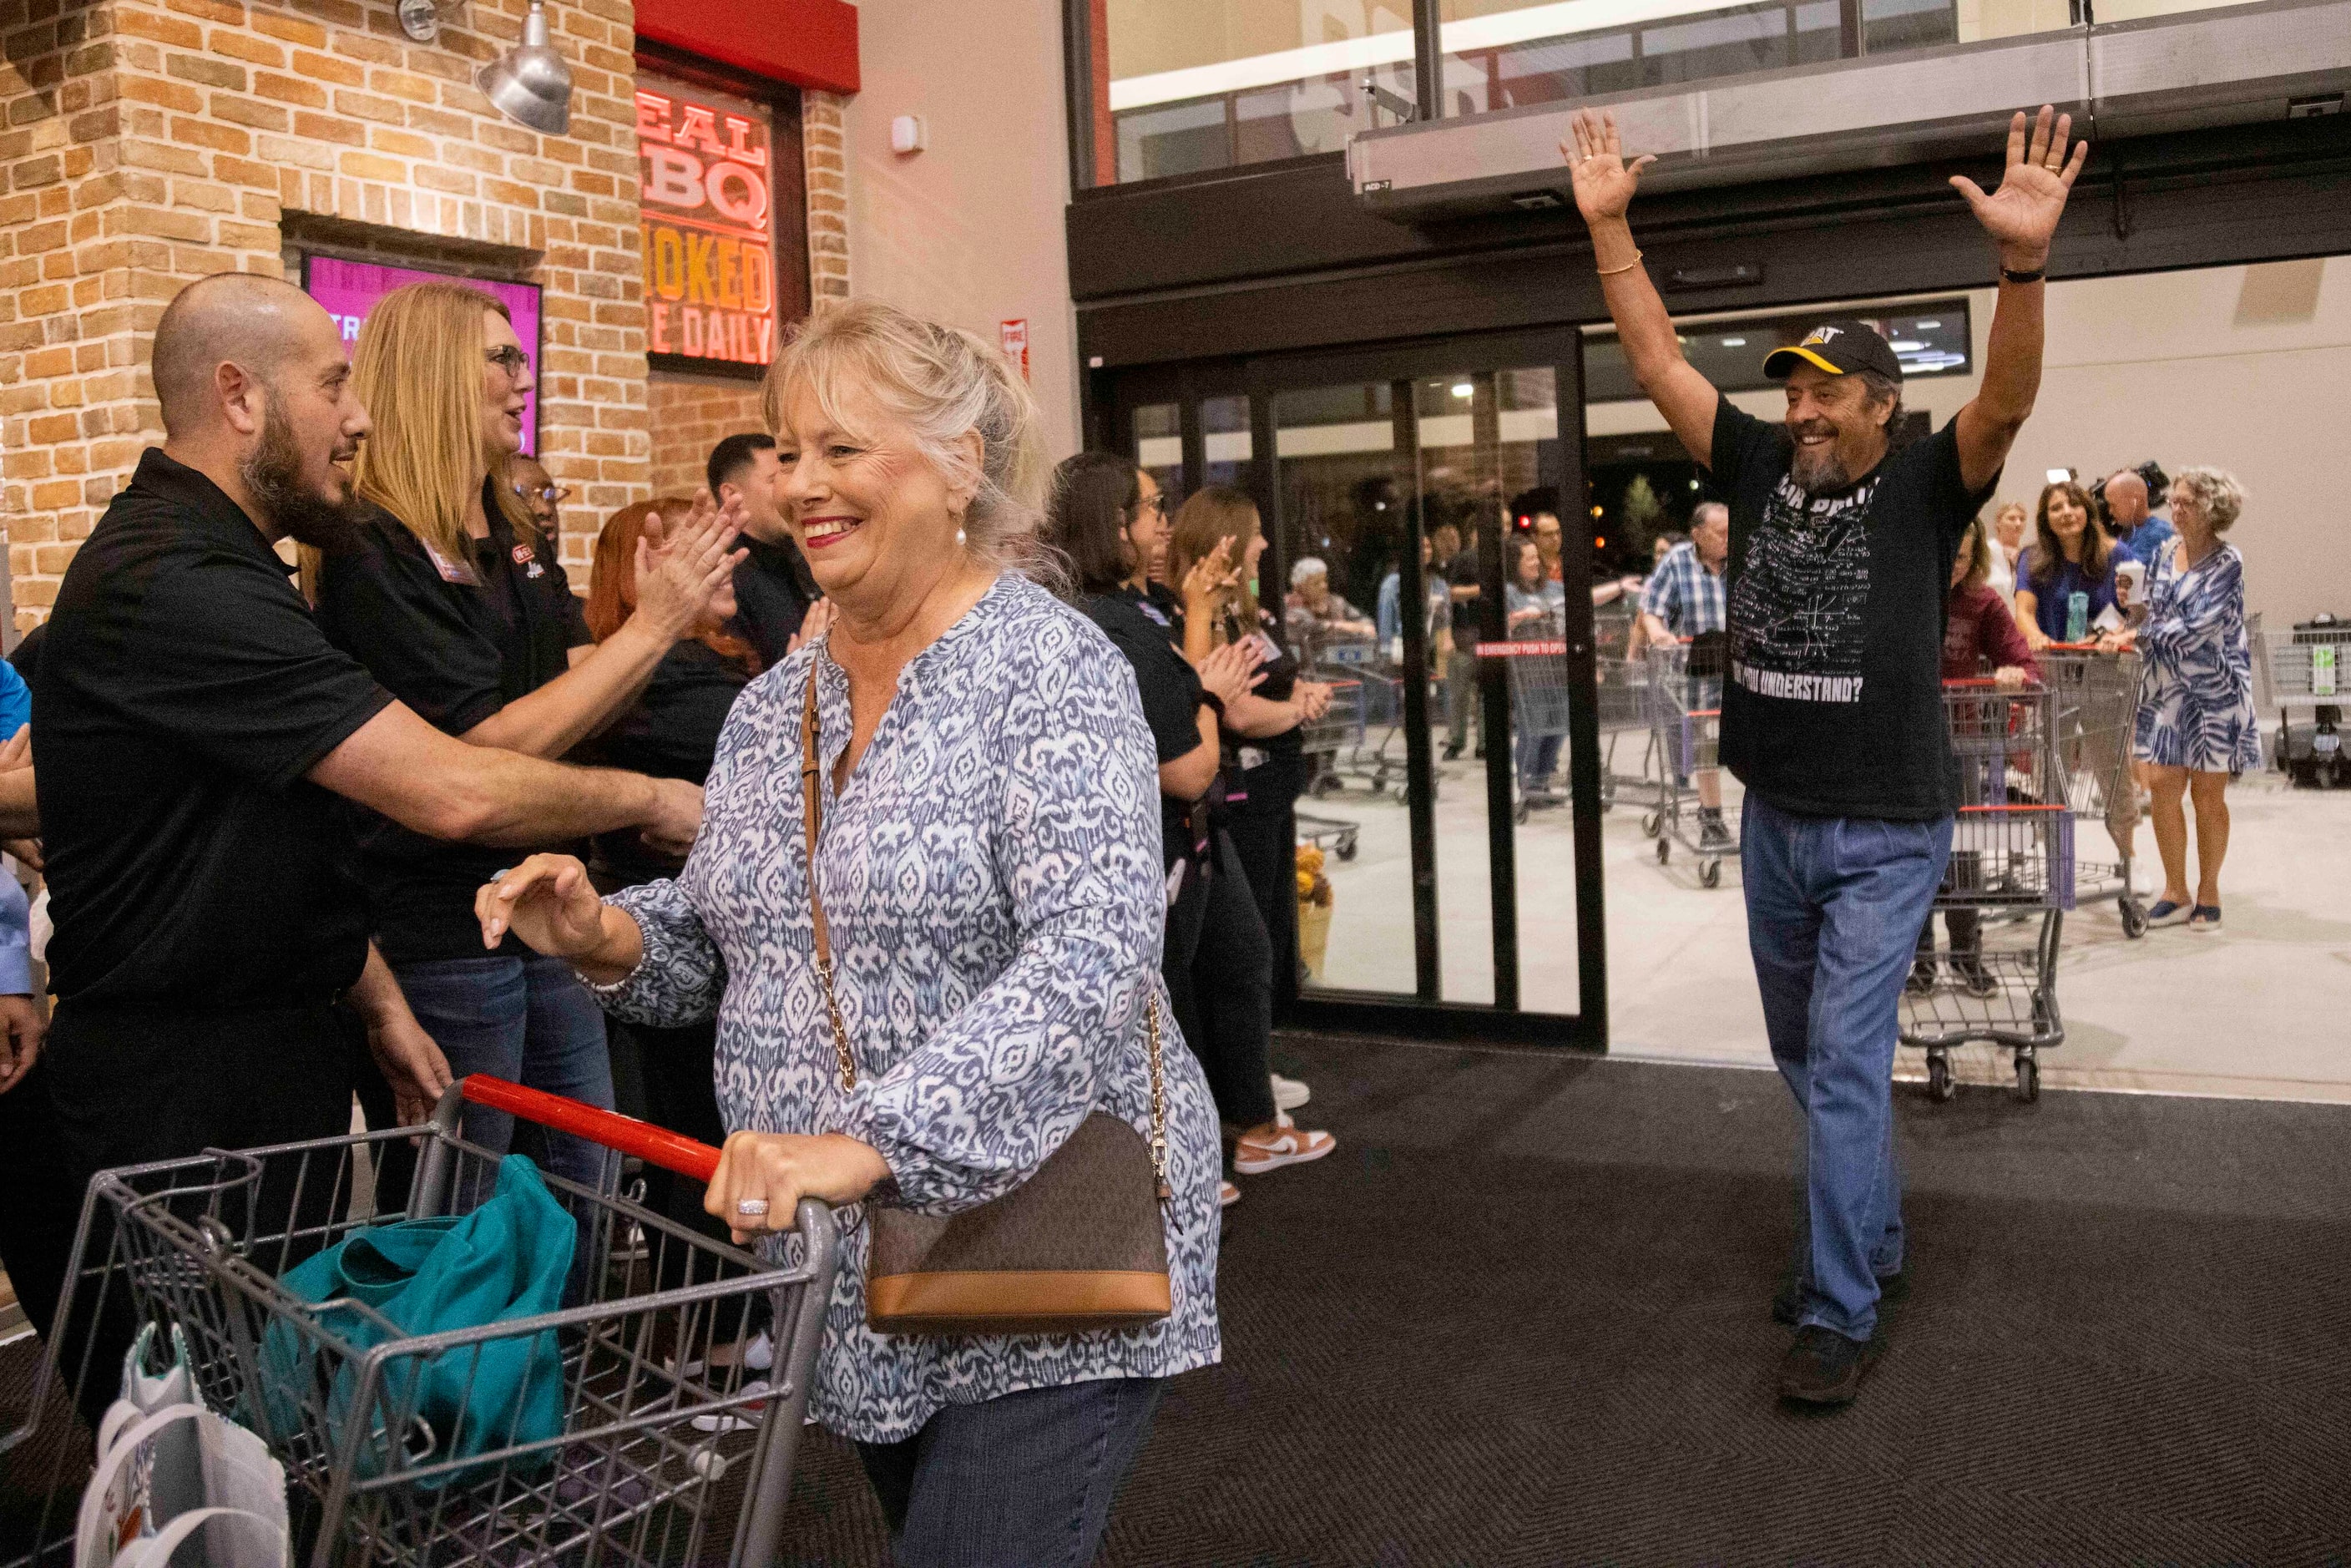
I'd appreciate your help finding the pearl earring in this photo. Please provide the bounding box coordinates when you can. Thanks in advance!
[956,526,968,547]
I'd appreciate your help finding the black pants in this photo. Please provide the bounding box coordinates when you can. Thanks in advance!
[1224,802,1301,1022]
[42,1001,356,1423]
[0,1058,81,1345]
[1160,830,1276,1130]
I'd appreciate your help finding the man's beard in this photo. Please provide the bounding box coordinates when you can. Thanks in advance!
[240,397,365,549]
[1789,437,1853,495]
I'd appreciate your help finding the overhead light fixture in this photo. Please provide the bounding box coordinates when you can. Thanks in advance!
[1914,320,1942,329]
[1450,382,1473,398]
[478,0,572,135]
[1719,336,1747,346]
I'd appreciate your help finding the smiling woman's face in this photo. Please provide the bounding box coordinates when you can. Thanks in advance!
[772,379,972,612]
[479,309,530,463]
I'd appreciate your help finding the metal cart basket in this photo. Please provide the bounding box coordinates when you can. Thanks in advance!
[2040,645,2149,938]
[1903,678,2075,1103]
[1641,639,1737,888]
[4,1075,838,1568]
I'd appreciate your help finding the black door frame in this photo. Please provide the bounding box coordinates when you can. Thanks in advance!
[1105,326,1610,1050]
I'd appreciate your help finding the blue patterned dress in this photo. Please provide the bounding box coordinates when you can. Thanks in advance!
[2132,540,2262,776]
[594,574,1222,1443]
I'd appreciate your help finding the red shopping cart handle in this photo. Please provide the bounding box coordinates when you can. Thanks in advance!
[460,1075,720,1182]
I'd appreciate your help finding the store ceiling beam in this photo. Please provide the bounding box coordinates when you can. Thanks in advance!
[634,0,859,95]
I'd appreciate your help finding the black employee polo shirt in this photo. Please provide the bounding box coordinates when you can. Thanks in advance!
[311,488,592,964]
[1079,586,1210,875]
[33,448,393,1010]
[728,532,820,669]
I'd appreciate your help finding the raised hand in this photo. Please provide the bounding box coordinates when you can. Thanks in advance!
[476,852,609,956]
[1560,109,1656,226]
[1949,106,2086,267]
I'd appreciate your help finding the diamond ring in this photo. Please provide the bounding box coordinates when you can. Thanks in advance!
[735,1198,771,1218]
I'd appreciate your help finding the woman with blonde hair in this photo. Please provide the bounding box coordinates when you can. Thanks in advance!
[1165,486,1335,1149]
[473,301,1221,1565]
[2126,467,2259,930]
[313,280,740,1193]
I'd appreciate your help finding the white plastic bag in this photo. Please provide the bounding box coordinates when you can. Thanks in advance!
[78,1327,288,1568]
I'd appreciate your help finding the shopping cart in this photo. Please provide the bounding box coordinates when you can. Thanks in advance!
[1307,632,1408,799]
[1500,628,1573,822]
[2040,645,2149,937]
[1641,639,1736,888]
[1903,678,2075,1103]
[3,1076,838,1568]
[2268,615,2348,787]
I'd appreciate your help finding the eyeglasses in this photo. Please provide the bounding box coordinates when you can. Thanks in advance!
[1128,493,1166,520]
[485,345,532,379]
[512,481,570,507]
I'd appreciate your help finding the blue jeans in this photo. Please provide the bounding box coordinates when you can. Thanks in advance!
[857,1377,1165,1568]
[1515,729,1562,788]
[395,953,616,1196]
[1742,795,1953,1340]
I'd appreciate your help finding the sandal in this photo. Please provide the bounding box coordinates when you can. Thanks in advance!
[1232,1111,1336,1176]
[2187,903,2222,932]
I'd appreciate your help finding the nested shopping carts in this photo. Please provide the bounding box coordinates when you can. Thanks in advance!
[1904,678,2075,1103]
[1641,639,1737,888]
[1302,630,1407,803]
[1499,623,1574,822]
[2268,615,2348,787]
[3,1077,837,1568]
[2040,645,2150,938]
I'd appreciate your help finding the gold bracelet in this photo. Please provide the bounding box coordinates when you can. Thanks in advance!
[1596,250,1644,277]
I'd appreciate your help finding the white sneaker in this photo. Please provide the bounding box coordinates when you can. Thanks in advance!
[1232,1112,1336,1176]
[1271,1074,1311,1112]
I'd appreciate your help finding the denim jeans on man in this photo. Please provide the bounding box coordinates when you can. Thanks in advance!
[396,953,616,1196]
[1742,794,1952,1340]
[857,1376,1165,1568]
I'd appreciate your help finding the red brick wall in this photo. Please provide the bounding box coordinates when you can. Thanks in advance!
[646,373,765,500]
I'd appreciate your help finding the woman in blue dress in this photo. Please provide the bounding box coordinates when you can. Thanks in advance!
[2127,466,2257,932]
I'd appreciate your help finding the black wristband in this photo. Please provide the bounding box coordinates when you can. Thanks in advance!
[2000,264,2048,285]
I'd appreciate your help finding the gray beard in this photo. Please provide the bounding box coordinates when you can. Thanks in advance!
[1789,443,1853,495]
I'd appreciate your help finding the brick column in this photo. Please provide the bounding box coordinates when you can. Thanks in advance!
[803,88,847,303]
[0,0,654,620]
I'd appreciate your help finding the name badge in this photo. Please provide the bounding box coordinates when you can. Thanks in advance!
[422,542,479,586]
[512,543,545,579]
[1238,746,1267,771]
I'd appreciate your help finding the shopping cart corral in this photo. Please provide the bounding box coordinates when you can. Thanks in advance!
[3,1076,838,1568]
[1904,678,2075,1104]
[1642,639,1737,888]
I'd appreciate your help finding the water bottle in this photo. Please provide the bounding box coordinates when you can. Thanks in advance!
[2065,591,2089,644]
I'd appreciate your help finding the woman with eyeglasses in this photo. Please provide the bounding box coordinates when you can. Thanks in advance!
[311,281,745,1195]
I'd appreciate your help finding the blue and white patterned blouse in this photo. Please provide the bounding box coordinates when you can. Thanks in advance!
[596,574,1223,1443]
[2133,539,2262,776]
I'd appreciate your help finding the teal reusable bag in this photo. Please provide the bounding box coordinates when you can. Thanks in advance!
[254,1155,576,1490]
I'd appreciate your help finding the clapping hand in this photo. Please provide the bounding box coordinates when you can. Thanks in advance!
[1180,537,1238,613]
[1949,106,2087,269]
[635,491,748,640]
[1196,639,1268,707]
[785,597,837,659]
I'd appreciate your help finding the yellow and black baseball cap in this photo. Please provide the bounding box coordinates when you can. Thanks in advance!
[1762,320,1904,383]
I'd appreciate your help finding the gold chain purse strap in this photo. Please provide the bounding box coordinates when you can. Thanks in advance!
[798,669,1170,1201]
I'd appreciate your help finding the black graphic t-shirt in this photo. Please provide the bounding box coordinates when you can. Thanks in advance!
[1705,399,1995,820]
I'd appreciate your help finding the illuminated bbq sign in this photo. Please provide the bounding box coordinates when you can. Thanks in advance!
[637,83,776,366]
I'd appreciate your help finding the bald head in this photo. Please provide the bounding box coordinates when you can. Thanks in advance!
[152,272,326,437]
[2104,470,2148,530]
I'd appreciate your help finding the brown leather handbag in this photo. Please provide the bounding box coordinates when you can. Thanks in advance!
[799,672,1175,1338]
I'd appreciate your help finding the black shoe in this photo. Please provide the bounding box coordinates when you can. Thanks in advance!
[1474,744,1486,760]
[1443,743,1464,761]
[1778,1324,1884,1406]
[1953,958,2000,999]
[1700,820,1733,853]
[1771,1267,1907,1327]
[1905,960,1936,995]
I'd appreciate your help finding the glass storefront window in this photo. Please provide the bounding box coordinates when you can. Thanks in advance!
[1134,402,1184,509]
[1085,1,1418,186]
